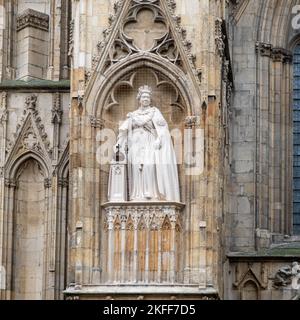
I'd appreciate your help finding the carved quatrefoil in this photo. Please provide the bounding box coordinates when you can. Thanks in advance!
[124,8,168,51]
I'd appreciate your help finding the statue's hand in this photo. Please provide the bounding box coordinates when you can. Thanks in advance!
[154,139,161,150]
[113,144,119,154]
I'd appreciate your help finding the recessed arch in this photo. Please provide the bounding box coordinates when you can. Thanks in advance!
[87,53,196,118]
[257,0,296,49]
[7,151,50,181]
[241,280,259,300]
[11,156,48,299]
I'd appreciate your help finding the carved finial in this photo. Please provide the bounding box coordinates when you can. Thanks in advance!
[25,95,37,111]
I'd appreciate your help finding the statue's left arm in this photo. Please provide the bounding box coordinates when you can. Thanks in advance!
[152,108,169,146]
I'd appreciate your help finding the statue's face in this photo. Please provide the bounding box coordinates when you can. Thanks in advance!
[140,93,151,107]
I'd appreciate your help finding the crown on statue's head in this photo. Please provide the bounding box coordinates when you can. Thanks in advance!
[137,85,153,100]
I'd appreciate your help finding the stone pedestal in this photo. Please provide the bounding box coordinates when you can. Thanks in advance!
[108,163,128,202]
[101,201,185,284]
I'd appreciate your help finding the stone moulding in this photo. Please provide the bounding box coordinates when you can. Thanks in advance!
[102,201,185,229]
[64,284,218,298]
[17,9,50,32]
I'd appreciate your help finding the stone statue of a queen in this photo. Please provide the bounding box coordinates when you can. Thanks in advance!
[108,85,180,203]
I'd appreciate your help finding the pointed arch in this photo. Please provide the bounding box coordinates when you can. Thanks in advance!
[88,53,194,118]
[10,155,49,300]
[85,0,204,118]
[241,280,259,300]
[7,151,50,181]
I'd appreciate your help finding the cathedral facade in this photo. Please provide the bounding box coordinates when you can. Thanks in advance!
[0,0,299,300]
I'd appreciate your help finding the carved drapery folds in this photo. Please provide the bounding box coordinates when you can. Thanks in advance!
[102,203,183,284]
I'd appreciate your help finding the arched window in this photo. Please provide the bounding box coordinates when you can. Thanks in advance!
[293,44,300,235]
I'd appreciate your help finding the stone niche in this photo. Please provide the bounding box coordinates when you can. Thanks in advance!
[16,9,49,80]
[99,68,186,205]
[98,67,187,285]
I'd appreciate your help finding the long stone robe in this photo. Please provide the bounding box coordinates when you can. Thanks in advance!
[116,106,180,202]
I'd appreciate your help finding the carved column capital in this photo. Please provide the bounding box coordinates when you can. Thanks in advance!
[5,178,16,189]
[89,116,105,129]
[185,116,200,128]
[271,47,293,64]
[256,42,272,57]
[44,178,52,189]
[58,178,69,188]
[256,43,293,63]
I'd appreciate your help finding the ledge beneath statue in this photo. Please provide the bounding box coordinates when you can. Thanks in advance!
[102,201,185,209]
[64,284,218,300]
[102,202,185,228]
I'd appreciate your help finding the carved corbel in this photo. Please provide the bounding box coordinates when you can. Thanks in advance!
[5,178,17,189]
